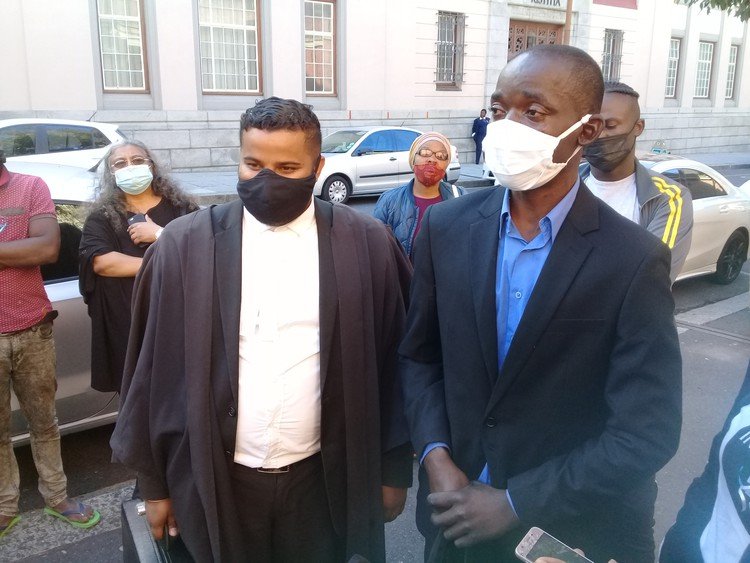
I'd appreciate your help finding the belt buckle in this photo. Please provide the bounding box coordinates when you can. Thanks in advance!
[256,465,290,474]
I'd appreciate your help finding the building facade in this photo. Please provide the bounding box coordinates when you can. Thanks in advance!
[1,0,748,169]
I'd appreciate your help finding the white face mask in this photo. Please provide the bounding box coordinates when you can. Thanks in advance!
[114,164,153,195]
[483,114,591,191]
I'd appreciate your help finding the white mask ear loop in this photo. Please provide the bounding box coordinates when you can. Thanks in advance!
[554,114,591,164]
[557,114,591,140]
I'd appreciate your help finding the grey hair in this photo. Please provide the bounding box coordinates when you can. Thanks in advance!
[89,140,195,232]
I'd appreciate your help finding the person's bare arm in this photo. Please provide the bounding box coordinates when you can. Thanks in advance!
[92,251,143,277]
[0,216,59,269]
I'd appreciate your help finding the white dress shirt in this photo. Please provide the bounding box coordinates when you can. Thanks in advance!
[234,201,321,468]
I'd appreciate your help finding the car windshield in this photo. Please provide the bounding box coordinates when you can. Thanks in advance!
[321,130,367,154]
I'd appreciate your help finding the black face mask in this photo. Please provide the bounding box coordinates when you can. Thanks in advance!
[237,165,318,227]
[583,128,637,172]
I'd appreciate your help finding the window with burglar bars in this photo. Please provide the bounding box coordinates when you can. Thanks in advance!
[198,0,261,93]
[726,44,739,99]
[96,0,148,91]
[304,0,336,95]
[435,11,466,90]
[694,41,714,98]
[665,38,680,98]
[601,29,623,82]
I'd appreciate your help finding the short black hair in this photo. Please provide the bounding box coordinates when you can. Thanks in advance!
[604,81,640,99]
[240,97,322,151]
[522,45,605,115]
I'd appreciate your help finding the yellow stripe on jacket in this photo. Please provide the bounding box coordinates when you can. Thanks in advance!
[651,176,683,249]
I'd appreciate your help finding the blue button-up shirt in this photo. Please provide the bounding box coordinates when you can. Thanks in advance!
[477,180,580,499]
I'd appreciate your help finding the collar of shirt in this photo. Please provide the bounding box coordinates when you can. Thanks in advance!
[242,197,316,236]
[0,167,10,189]
[499,177,580,243]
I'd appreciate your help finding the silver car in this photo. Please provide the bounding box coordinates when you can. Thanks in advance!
[4,163,118,445]
[314,126,461,204]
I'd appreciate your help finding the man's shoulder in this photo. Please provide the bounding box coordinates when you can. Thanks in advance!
[429,187,498,221]
[592,190,666,253]
[634,160,691,203]
[5,170,50,194]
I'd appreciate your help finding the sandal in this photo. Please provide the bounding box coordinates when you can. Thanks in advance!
[44,501,101,529]
[0,515,20,539]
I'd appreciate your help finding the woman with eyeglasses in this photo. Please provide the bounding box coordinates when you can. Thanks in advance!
[79,141,198,393]
[373,132,464,260]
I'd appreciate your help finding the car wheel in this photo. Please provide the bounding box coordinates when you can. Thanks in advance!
[321,175,352,204]
[711,230,748,285]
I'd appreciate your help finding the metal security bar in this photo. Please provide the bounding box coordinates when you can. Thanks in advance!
[602,29,623,82]
[436,11,466,88]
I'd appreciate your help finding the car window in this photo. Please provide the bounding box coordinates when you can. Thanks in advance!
[358,131,396,154]
[663,168,727,200]
[41,203,85,282]
[92,129,110,148]
[321,130,367,153]
[392,130,420,152]
[0,125,38,157]
[47,125,99,153]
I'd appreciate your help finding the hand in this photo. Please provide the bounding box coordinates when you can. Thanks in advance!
[145,498,179,540]
[423,448,469,495]
[382,486,407,522]
[128,215,161,245]
[428,482,519,548]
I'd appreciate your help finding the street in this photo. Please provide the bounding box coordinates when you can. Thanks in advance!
[2,182,749,562]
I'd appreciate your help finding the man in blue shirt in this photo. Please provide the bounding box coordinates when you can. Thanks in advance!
[400,45,682,562]
[471,109,490,164]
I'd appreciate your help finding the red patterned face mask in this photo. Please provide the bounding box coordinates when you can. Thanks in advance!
[413,163,444,187]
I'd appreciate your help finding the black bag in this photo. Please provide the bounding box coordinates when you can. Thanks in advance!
[121,499,193,563]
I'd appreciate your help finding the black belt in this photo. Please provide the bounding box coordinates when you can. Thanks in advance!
[231,452,321,477]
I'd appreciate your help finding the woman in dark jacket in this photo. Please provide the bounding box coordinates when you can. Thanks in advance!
[373,132,464,258]
[79,140,198,393]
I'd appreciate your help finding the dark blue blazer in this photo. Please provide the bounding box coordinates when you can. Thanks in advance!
[400,184,682,562]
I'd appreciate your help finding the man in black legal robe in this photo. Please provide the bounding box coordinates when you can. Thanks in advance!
[111,98,413,562]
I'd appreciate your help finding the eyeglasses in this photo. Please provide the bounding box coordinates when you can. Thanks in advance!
[109,156,152,172]
[416,148,449,161]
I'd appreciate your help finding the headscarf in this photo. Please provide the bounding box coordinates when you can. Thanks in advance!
[408,132,451,170]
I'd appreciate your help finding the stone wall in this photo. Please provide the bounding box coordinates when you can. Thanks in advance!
[3,107,749,172]
[637,108,750,155]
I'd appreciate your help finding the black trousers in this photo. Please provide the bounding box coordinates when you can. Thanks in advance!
[473,135,485,165]
[230,453,343,563]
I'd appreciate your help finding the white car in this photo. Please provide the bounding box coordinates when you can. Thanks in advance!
[4,160,98,202]
[314,126,461,204]
[639,153,749,284]
[0,118,125,170]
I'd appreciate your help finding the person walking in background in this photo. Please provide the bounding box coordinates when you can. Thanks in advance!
[580,81,693,283]
[78,141,197,393]
[0,150,99,537]
[471,109,490,164]
[400,45,681,562]
[110,98,413,562]
[373,132,464,259]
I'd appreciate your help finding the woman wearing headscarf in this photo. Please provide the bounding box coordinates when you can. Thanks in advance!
[373,132,464,259]
[79,140,198,393]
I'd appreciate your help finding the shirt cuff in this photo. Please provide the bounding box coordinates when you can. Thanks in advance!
[505,489,519,517]
[420,442,450,465]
